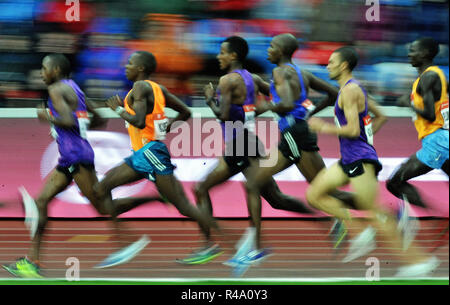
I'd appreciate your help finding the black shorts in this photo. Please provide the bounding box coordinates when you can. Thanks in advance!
[278,120,319,163]
[223,129,266,172]
[56,162,95,180]
[338,159,383,178]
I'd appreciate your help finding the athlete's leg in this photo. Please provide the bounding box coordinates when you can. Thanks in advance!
[93,163,162,217]
[350,163,431,265]
[243,158,313,214]
[193,157,239,244]
[386,154,433,208]
[155,174,219,235]
[305,163,351,219]
[441,159,449,176]
[297,150,357,209]
[244,148,292,249]
[29,169,71,262]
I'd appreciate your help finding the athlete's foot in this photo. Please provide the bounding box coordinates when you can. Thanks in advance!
[395,256,440,277]
[2,257,43,278]
[329,219,348,253]
[176,243,223,265]
[94,235,150,268]
[19,186,39,239]
[342,226,377,263]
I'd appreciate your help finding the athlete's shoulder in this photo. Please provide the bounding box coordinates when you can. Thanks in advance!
[223,72,242,83]
[219,73,240,89]
[48,80,74,95]
[272,65,297,81]
[421,69,441,82]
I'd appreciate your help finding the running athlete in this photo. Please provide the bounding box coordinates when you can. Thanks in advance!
[232,34,358,268]
[387,37,448,226]
[93,51,220,268]
[177,36,314,265]
[2,54,110,277]
[307,47,439,276]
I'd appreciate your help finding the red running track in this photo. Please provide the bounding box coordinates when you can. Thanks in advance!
[0,219,448,279]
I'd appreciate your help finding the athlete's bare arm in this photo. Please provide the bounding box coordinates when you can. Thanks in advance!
[414,71,441,122]
[252,74,272,116]
[37,83,76,128]
[106,80,151,129]
[367,97,387,134]
[257,66,296,115]
[206,75,238,122]
[304,70,339,116]
[161,85,191,132]
[85,99,107,129]
[252,74,270,96]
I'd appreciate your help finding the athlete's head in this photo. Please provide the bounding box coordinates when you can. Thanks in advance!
[327,47,358,80]
[267,33,298,64]
[41,53,71,85]
[217,36,249,70]
[125,51,157,81]
[408,37,439,67]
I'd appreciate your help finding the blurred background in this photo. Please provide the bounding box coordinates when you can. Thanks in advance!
[0,0,448,108]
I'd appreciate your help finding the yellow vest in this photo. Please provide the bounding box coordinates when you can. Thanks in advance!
[124,80,168,151]
[411,66,449,140]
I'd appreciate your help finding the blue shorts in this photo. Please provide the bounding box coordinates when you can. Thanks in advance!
[416,128,449,169]
[124,141,175,182]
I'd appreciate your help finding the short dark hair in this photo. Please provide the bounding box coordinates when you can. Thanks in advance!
[47,53,71,77]
[279,34,298,57]
[334,47,358,71]
[134,51,157,74]
[416,37,439,60]
[223,36,249,62]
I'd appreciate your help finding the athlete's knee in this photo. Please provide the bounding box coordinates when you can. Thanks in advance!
[245,177,263,194]
[193,182,208,200]
[386,177,401,196]
[305,186,321,209]
[261,188,283,209]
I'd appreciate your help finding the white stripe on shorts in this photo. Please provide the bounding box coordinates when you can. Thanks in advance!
[144,150,166,171]
[284,132,300,158]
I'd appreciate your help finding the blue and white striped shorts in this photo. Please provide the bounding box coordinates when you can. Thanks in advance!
[124,141,175,181]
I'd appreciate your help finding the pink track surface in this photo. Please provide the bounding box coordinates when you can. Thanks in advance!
[0,118,448,218]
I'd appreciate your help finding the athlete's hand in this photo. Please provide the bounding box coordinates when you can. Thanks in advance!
[106,95,122,111]
[256,101,272,115]
[308,117,326,133]
[204,82,215,102]
[36,106,50,123]
[396,94,411,107]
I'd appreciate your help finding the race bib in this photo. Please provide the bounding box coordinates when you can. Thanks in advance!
[441,100,449,130]
[47,109,58,139]
[76,111,90,140]
[363,114,374,146]
[243,104,256,133]
[153,113,169,141]
[302,99,316,119]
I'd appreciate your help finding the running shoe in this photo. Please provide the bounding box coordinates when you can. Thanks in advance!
[94,235,150,268]
[342,226,376,263]
[2,257,43,278]
[223,227,256,267]
[19,186,39,239]
[329,219,348,251]
[230,248,273,277]
[176,244,223,265]
[395,256,440,278]
[397,196,420,250]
